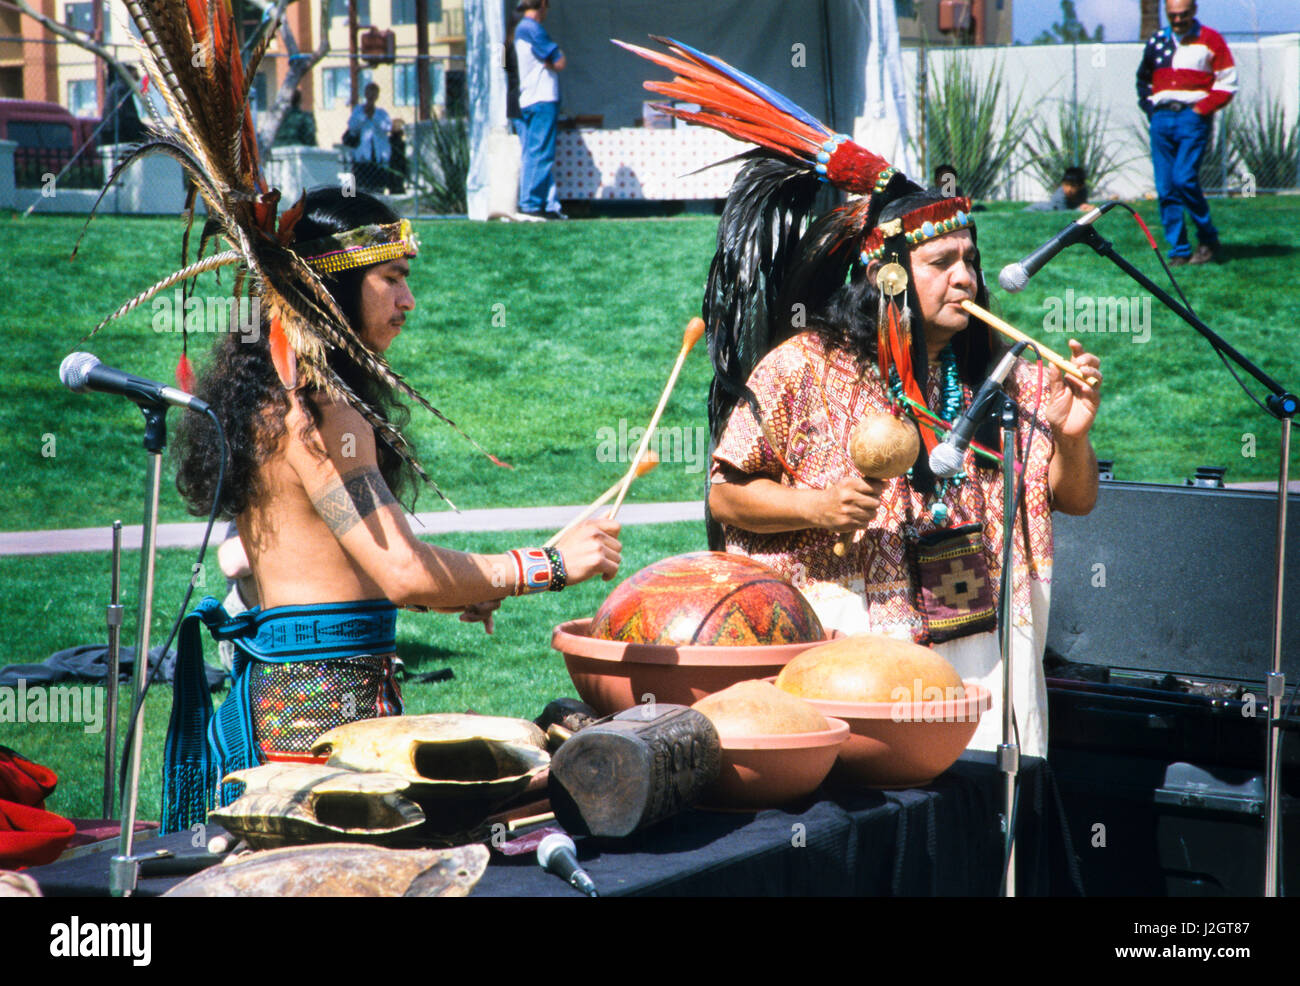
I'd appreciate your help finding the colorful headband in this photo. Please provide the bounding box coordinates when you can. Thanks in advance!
[298,219,420,275]
[859,197,974,264]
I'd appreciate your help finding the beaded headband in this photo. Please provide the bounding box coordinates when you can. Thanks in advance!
[859,197,974,264]
[298,219,420,275]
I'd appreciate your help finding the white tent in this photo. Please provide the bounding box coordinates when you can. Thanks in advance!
[465,0,915,219]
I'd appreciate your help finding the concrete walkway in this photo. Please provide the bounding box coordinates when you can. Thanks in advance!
[0,502,707,556]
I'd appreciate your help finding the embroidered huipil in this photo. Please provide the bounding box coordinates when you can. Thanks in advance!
[711,332,1056,640]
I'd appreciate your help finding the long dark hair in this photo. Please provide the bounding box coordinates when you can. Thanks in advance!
[174,187,416,519]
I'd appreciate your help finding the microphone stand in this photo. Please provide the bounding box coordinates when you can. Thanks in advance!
[996,392,1020,898]
[110,402,169,898]
[103,520,123,820]
[1079,226,1298,897]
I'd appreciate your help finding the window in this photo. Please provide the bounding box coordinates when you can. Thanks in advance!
[67,79,97,117]
[393,61,444,108]
[392,0,444,25]
[329,0,371,22]
[65,2,94,34]
[322,66,374,110]
[895,0,918,19]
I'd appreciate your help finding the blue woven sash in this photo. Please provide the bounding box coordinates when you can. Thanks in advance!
[161,596,398,833]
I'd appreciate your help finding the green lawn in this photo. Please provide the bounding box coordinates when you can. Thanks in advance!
[3,200,1299,535]
[3,198,1300,820]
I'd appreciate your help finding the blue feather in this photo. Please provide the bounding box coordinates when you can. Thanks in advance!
[665,37,830,137]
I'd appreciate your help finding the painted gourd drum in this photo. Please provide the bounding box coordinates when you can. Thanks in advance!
[589,551,824,646]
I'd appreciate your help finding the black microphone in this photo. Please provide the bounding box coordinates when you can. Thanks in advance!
[59,352,209,413]
[537,832,598,897]
[929,342,1028,478]
[998,202,1117,293]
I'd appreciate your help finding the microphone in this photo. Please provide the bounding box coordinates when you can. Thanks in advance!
[998,202,1117,293]
[60,352,209,413]
[929,342,1028,478]
[537,832,598,897]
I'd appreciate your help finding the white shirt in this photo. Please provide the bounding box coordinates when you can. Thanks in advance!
[514,17,560,108]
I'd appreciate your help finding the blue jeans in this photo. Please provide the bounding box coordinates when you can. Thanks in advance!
[518,100,559,213]
[513,118,560,212]
[1150,108,1219,258]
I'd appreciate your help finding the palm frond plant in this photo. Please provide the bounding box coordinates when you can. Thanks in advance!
[415,112,470,214]
[1025,100,1142,196]
[1199,105,1239,193]
[1230,93,1300,192]
[919,55,1030,200]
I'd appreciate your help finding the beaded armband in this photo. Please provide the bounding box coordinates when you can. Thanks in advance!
[509,548,551,595]
[507,547,567,595]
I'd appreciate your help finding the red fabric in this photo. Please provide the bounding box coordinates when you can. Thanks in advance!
[0,799,76,868]
[0,747,58,808]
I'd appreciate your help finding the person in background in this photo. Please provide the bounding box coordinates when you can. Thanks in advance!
[1136,0,1236,265]
[388,118,408,194]
[513,0,567,220]
[274,88,317,148]
[346,82,392,193]
[1025,166,1094,212]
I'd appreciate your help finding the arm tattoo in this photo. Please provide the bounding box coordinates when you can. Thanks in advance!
[311,467,398,538]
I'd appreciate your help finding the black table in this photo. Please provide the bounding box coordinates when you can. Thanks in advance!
[26,751,1081,897]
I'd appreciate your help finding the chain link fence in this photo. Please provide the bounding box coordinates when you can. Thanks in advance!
[907,32,1299,203]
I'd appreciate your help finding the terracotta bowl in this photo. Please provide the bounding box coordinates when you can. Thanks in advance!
[704,717,851,810]
[795,682,992,789]
[553,618,833,716]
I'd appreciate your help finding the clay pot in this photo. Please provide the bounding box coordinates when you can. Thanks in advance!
[553,618,832,716]
[792,685,992,788]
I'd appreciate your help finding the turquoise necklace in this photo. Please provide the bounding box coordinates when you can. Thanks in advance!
[886,343,966,527]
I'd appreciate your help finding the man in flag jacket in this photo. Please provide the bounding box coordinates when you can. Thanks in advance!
[1136,0,1237,265]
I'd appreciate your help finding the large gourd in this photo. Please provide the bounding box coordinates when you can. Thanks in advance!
[692,680,828,737]
[776,633,964,703]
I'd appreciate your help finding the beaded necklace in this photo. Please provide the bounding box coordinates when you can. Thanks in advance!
[886,343,966,526]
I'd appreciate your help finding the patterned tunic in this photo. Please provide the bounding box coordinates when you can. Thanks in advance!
[711,332,1059,754]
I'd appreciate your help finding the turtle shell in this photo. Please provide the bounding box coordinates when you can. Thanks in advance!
[209,763,426,851]
[312,714,550,836]
[589,551,824,646]
[164,843,489,897]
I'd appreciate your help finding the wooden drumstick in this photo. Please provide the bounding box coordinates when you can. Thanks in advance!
[607,317,707,521]
[960,300,1100,387]
[545,453,659,548]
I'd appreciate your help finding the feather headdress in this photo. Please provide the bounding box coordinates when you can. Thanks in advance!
[78,1,498,498]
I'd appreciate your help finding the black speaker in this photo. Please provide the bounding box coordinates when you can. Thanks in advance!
[1044,481,1300,895]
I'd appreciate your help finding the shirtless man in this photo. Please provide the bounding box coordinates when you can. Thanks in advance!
[164,189,618,825]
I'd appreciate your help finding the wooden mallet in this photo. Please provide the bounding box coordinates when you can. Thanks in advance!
[545,453,660,548]
[606,317,707,521]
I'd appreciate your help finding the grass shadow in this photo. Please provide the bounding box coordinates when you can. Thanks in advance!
[397,640,459,669]
[1218,243,1299,261]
